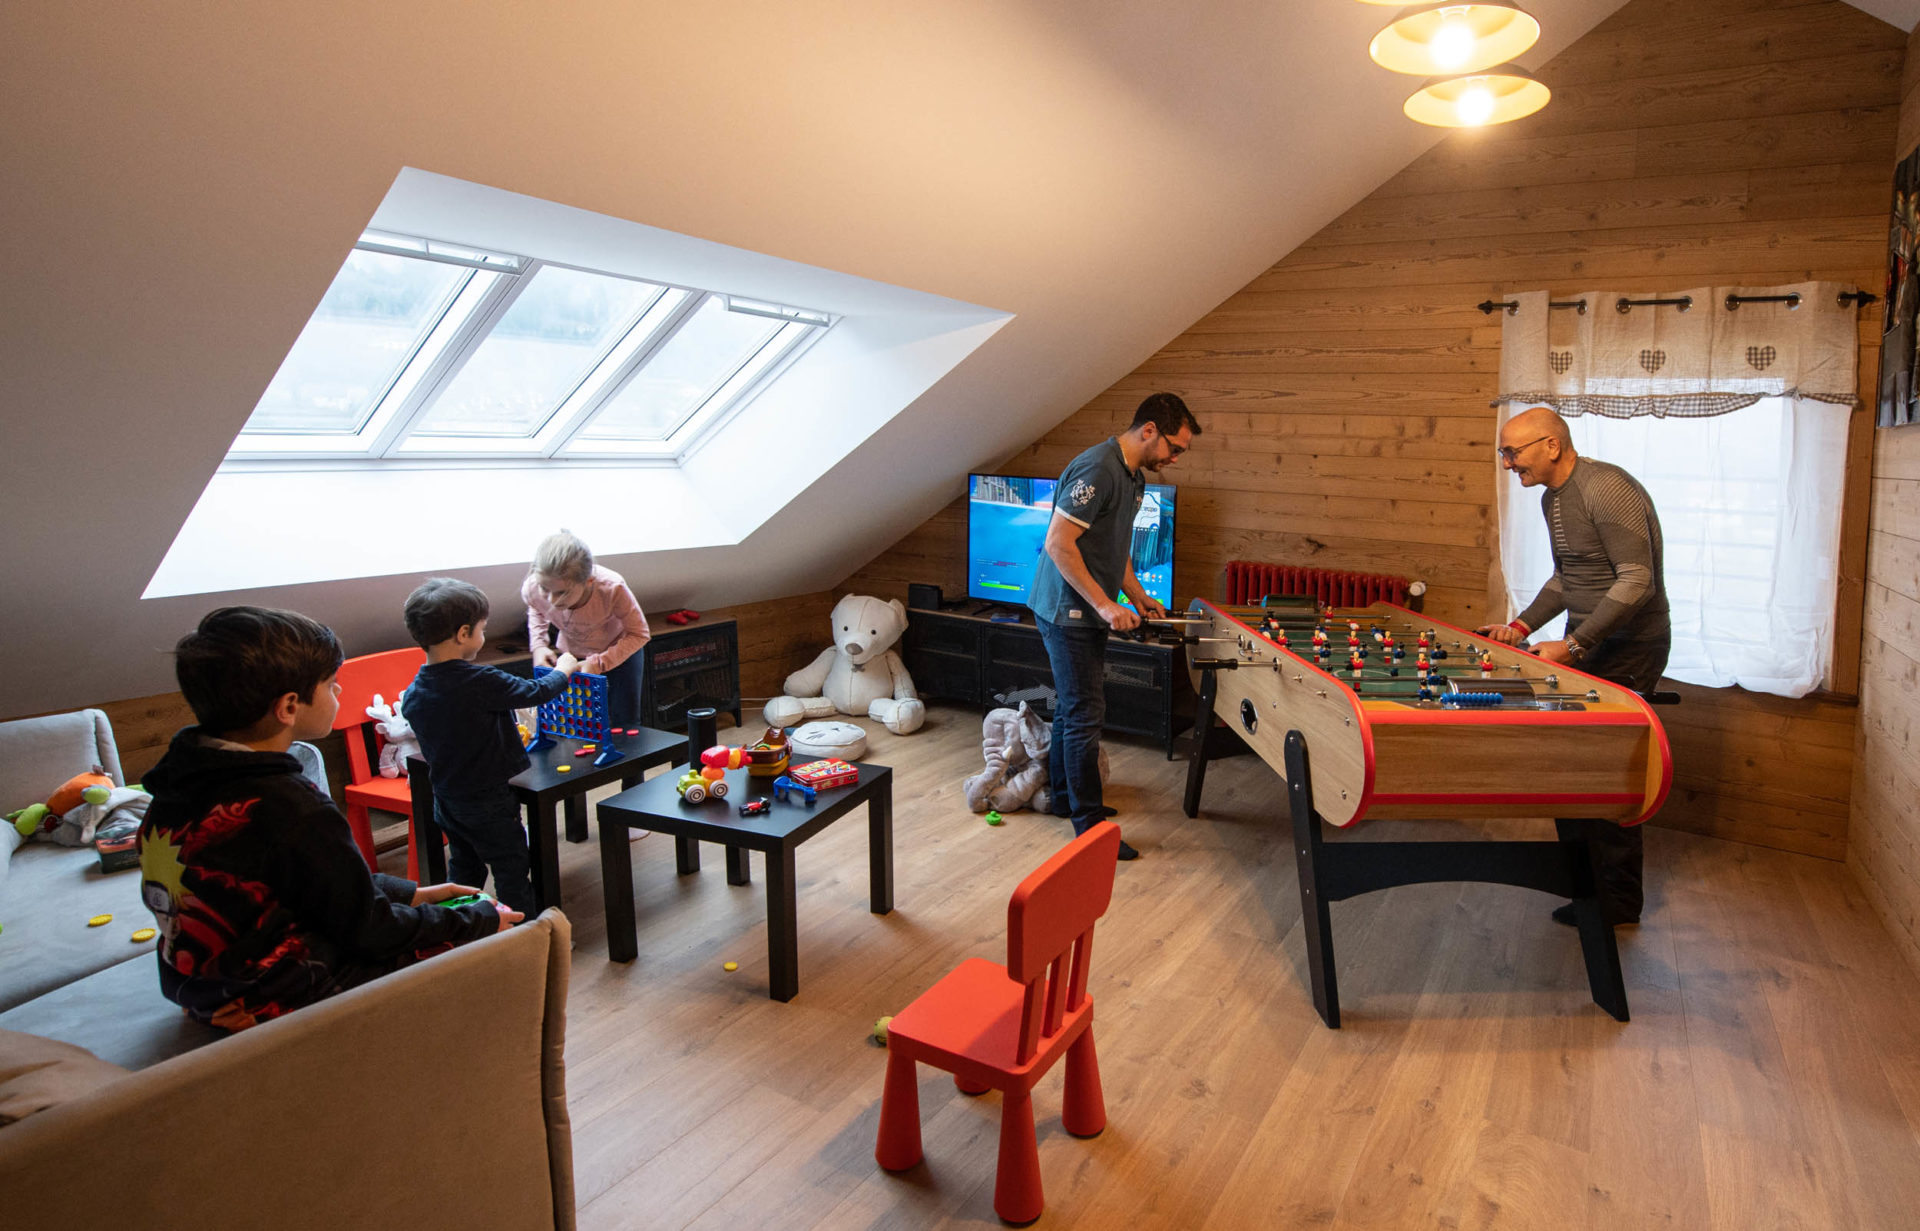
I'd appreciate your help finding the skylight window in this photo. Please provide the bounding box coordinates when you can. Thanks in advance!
[228,230,833,461]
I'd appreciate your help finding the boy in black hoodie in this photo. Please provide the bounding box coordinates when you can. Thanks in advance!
[139,606,518,1032]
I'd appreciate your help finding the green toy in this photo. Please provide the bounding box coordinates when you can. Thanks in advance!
[871,1015,893,1046]
[985,810,1004,826]
[9,803,51,838]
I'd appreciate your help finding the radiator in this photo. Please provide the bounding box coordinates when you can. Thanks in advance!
[1225,561,1412,608]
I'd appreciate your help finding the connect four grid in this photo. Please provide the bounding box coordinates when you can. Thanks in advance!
[534,667,611,743]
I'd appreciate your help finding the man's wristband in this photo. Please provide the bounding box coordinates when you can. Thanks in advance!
[1507,619,1531,637]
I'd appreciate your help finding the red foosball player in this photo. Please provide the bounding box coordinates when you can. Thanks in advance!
[1275,629,1289,648]
[1311,628,1328,649]
[1479,652,1496,675]
[1348,652,1364,678]
[1418,630,1433,650]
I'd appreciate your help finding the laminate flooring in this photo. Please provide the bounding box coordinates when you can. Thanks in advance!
[464,704,1920,1230]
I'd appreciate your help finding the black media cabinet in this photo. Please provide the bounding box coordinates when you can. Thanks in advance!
[902,608,1193,758]
[640,619,742,728]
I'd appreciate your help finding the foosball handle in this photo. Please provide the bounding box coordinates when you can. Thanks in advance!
[1640,690,1682,706]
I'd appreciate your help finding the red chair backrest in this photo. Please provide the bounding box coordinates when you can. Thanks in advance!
[1005,822,1121,1064]
[331,648,427,782]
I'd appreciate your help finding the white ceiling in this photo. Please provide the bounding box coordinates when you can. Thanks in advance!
[1,0,1905,716]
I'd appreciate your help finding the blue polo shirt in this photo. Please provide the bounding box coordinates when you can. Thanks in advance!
[1029,437,1145,626]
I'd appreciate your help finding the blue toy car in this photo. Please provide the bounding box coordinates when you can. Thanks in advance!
[771,776,816,805]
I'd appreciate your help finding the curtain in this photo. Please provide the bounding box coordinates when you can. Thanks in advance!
[1494,284,1857,698]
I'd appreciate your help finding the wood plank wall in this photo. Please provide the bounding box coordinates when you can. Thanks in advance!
[853,0,1905,860]
[1849,19,1920,973]
[73,591,836,787]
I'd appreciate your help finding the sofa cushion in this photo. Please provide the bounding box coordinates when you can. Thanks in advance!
[0,844,154,1013]
[0,955,219,1072]
[0,1029,129,1125]
[0,710,124,809]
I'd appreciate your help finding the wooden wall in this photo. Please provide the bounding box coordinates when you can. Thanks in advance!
[1849,19,1920,973]
[854,0,1905,860]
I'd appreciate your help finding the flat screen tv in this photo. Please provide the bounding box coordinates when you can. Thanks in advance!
[966,473,1176,611]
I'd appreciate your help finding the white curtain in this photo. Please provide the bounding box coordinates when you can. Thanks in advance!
[1495,284,1857,698]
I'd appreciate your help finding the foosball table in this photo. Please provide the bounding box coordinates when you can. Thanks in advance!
[1177,597,1673,1027]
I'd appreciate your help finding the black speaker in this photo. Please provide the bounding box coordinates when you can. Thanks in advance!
[907,583,943,611]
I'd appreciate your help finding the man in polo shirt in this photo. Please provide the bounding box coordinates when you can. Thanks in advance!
[1031,393,1201,861]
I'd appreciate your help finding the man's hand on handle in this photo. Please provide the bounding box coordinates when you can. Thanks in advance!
[1098,601,1142,632]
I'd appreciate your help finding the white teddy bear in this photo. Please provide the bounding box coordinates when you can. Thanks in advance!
[365,693,423,778]
[764,594,926,735]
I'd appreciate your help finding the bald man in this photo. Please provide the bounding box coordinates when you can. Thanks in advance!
[1479,406,1669,926]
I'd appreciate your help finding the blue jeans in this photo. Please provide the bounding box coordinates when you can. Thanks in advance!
[434,785,534,915]
[1036,615,1108,834]
[603,653,643,729]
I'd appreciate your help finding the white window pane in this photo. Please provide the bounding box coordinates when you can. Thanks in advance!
[243,250,468,434]
[413,267,661,438]
[580,296,781,440]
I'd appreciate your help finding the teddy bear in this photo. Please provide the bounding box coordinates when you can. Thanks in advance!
[764,594,926,735]
[962,703,1108,814]
[365,693,422,777]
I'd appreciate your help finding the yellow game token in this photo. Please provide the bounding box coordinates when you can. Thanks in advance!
[723,961,739,972]
[557,764,573,773]
[131,928,156,943]
[88,913,112,927]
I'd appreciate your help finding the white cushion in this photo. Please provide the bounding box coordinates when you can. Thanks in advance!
[789,721,867,761]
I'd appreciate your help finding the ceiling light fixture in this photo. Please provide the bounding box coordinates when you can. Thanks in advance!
[1403,64,1551,127]
[1365,1,1541,77]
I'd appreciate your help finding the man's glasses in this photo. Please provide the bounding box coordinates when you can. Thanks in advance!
[1164,441,1188,460]
[1497,435,1550,463]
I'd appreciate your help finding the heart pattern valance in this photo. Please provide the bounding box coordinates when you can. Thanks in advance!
[1496,283,1859,418]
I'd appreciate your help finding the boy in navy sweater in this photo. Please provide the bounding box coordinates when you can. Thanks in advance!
[139,607,514,1032]
[402,578,577,915]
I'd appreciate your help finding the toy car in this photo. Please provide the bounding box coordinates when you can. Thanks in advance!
[738,797,770,816]
[676,767,729,803]
[789,759,859,790]
[770,776,816,805]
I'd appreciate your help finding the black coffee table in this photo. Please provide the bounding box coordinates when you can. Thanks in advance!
[408,725,685,911]
[595,759,893,1001]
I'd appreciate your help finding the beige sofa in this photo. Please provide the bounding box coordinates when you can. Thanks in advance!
[0,710,577,1230]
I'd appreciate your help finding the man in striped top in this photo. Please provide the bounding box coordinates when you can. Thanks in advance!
[1480,406,1670,927]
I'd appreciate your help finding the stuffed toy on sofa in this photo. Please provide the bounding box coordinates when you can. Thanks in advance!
[764,595,926,736]
[7,768,151,847]
[365,694,422,778]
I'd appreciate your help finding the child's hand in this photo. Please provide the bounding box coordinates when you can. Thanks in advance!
[533,647,558,669]
[412,882,484,906]
[493,903,525,932]
[556,652,581,675]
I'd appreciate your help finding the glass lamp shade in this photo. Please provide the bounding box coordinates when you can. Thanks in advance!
[1404,64,1550,127]
[1368,2,1541,76]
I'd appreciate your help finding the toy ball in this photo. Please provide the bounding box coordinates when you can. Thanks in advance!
[872,1015,893,1046]
[723,961,739,972]
[985,811,1004,826]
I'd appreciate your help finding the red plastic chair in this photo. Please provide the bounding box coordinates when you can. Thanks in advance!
[332,647,428,876]
[875,822,1121,1225]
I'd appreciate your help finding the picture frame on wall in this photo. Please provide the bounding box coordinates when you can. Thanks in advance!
[1879,143,1920,428]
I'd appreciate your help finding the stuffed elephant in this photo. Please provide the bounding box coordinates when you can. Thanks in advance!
[962,702,1107,814]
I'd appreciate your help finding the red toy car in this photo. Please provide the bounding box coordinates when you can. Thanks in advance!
[738,797,770,816]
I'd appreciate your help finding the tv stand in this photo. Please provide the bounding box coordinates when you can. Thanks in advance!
[903,607,1194,758]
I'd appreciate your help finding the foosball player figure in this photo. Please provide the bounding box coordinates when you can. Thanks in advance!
[1480,652,1496,676]
[1348,652,1364,678]
[1311,627,1328,651]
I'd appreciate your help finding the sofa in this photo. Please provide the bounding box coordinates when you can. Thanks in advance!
[0,710,578,1230]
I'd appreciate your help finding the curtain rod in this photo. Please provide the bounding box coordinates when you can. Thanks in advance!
[1478,289,1875,316]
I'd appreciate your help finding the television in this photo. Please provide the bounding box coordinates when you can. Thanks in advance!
[966,473,1176,611]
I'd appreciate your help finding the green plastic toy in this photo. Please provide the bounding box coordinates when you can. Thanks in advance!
[985,810,1004,826]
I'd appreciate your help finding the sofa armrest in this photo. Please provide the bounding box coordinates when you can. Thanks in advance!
[0,909,576,1231]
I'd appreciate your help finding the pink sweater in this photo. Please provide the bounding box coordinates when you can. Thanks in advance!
[522,566,651,675]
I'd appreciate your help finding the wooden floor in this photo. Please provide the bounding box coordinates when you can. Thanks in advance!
[501,704,1920,1230]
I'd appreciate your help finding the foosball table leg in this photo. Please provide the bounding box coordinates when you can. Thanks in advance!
[1183,669,1220,819]
[1285,731,1341,1029]
[1557,819,1631,1023]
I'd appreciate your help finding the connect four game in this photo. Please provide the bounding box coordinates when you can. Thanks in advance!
[529,668,624,766]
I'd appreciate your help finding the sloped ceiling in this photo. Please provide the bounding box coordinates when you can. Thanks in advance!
[2,0,1902,716]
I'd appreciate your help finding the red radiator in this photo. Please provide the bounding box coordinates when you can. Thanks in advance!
[1225,561,1411,608]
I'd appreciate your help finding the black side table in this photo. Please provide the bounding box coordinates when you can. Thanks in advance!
[408,724,685,911]
[595,759,894,1001]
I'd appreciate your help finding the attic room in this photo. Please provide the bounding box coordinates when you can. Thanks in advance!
[5,0,1920,1226]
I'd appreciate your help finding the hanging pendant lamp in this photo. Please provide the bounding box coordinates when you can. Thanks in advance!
[1403,63,1550,127]
[1364,2,1541,77]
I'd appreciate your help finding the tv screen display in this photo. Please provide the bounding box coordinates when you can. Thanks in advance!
[967,473,1176,611]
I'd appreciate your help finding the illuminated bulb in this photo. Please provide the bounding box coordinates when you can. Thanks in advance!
[1455,83,1496,126]
[1430,17,1475,69]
